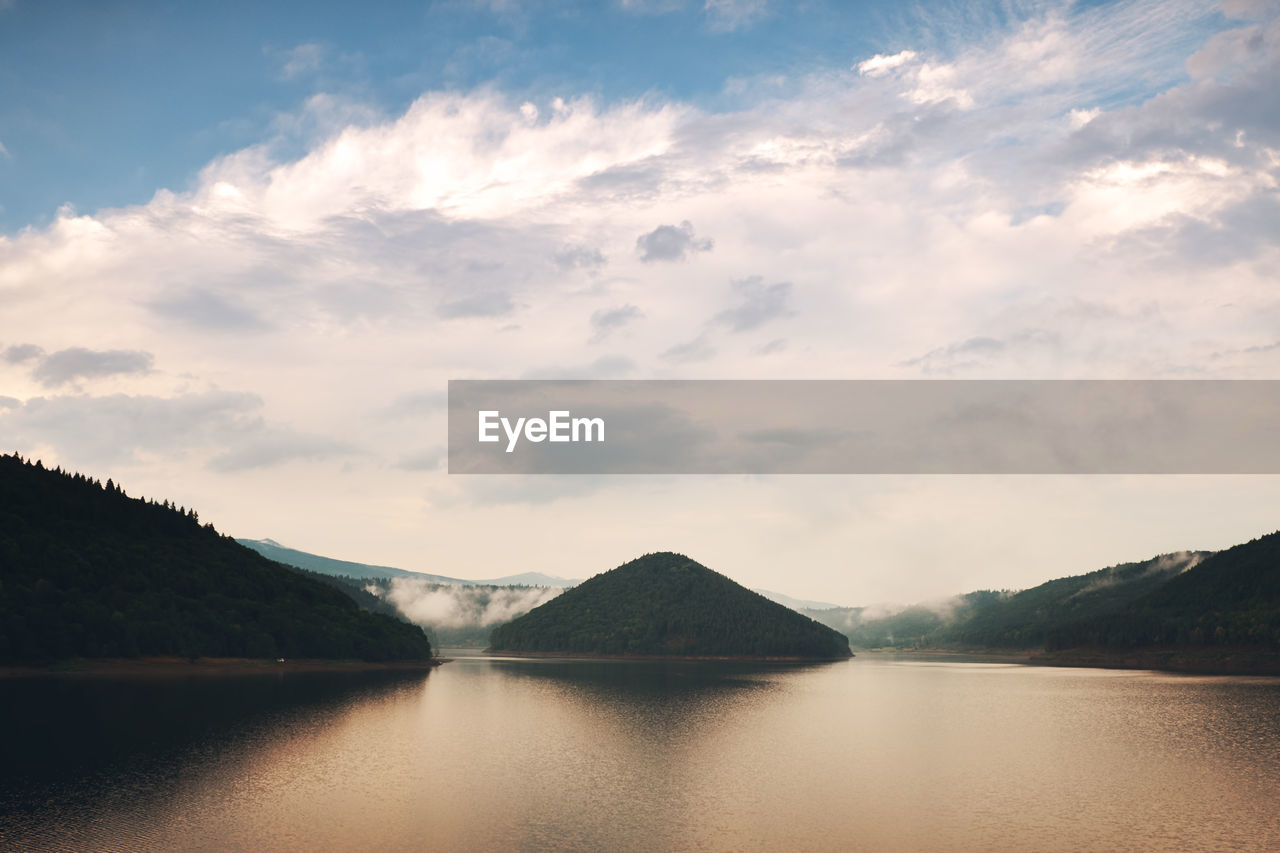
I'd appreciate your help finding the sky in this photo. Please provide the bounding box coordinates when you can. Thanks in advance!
[2,0,1280,607]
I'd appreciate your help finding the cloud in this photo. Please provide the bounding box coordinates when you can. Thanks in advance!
[704,0,768,33]
[148,289,269,331]
[554,245,607,270]
[521,354,637,379]
[280,43,325,79]
[902,336,1005,373]
[438,291,515,318]
[396,449,444,471]
[660,334,715,363]
[1223,0,1280,20]
[3,343,43,364]
[617,0,684,14]
[590,304,643,341]
[0,391,262,466]
[857,50,918,78]
[635,220,713,262]
[1117,188,1280,268]
[31,348,154,387]
[385,390,448,417]
[906,63,975,109]
[1053,14,1280,173]
[0,390,353,472]
[207,431,354,472]
[901,331,1062,375]
[713,276,794,332]
[855,49,972,107]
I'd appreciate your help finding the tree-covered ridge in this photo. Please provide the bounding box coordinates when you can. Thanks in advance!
[1045,533,1280,650]
[806,540,1280,656]
[931,551,1210,649]
[488,552,852,659]
[0,453,434,663]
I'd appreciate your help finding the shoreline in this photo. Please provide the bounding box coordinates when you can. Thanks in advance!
[483,649,853,662]
[858,647,1280,676]
[0,656,447,679]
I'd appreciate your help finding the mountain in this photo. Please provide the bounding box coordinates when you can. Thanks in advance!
[239,541,851,649]
[236,538,579,587]
[236,539,426,580]
[802,537,1280,671]
[488,552,853,660]
[0,454,434,663]
[804,552,1211,650]
[931,551,1209,649]
[1045,533,1280,651]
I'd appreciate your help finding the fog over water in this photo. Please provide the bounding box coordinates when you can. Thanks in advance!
[376,578,563,630]
[3,655,1279,852]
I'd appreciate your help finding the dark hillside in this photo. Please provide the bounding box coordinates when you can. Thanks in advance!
[932,551,1208,649]
[0,454,433,663]
[488,552,851,659]
[1047,533,1280,650]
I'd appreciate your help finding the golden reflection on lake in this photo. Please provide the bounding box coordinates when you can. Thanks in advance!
[2,654,1279,851]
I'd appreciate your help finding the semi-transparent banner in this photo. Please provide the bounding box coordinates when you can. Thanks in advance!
[447,380,1280,474]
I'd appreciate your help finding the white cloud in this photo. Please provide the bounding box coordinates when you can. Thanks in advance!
[905,62,975,108]
[1068,107,1100,129]
[857,50,918,77]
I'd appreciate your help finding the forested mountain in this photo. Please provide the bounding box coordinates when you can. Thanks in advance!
[931,551,1209,649]
[805,539,1280,660]
[1045,533,1280,650]
[488,552,852,659]
[0,454,434,663]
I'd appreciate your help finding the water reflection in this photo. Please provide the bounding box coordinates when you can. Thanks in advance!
[0,671,429,851]
[2,657,1279,852]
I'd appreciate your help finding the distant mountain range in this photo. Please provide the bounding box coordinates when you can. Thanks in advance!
[236,539,580,587]
[754,589,842,611]
[240,539,843,611]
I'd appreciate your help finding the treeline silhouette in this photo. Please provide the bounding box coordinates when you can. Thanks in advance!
[805,538,1280,655]
[0,453,433,663]
[490,551,852,659]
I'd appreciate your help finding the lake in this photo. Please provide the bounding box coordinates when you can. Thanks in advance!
[3,652,1279,852]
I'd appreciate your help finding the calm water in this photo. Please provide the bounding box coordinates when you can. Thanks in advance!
[2,653,1279,852]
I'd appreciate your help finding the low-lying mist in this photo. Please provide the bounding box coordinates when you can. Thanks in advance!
[365,578,564,645]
